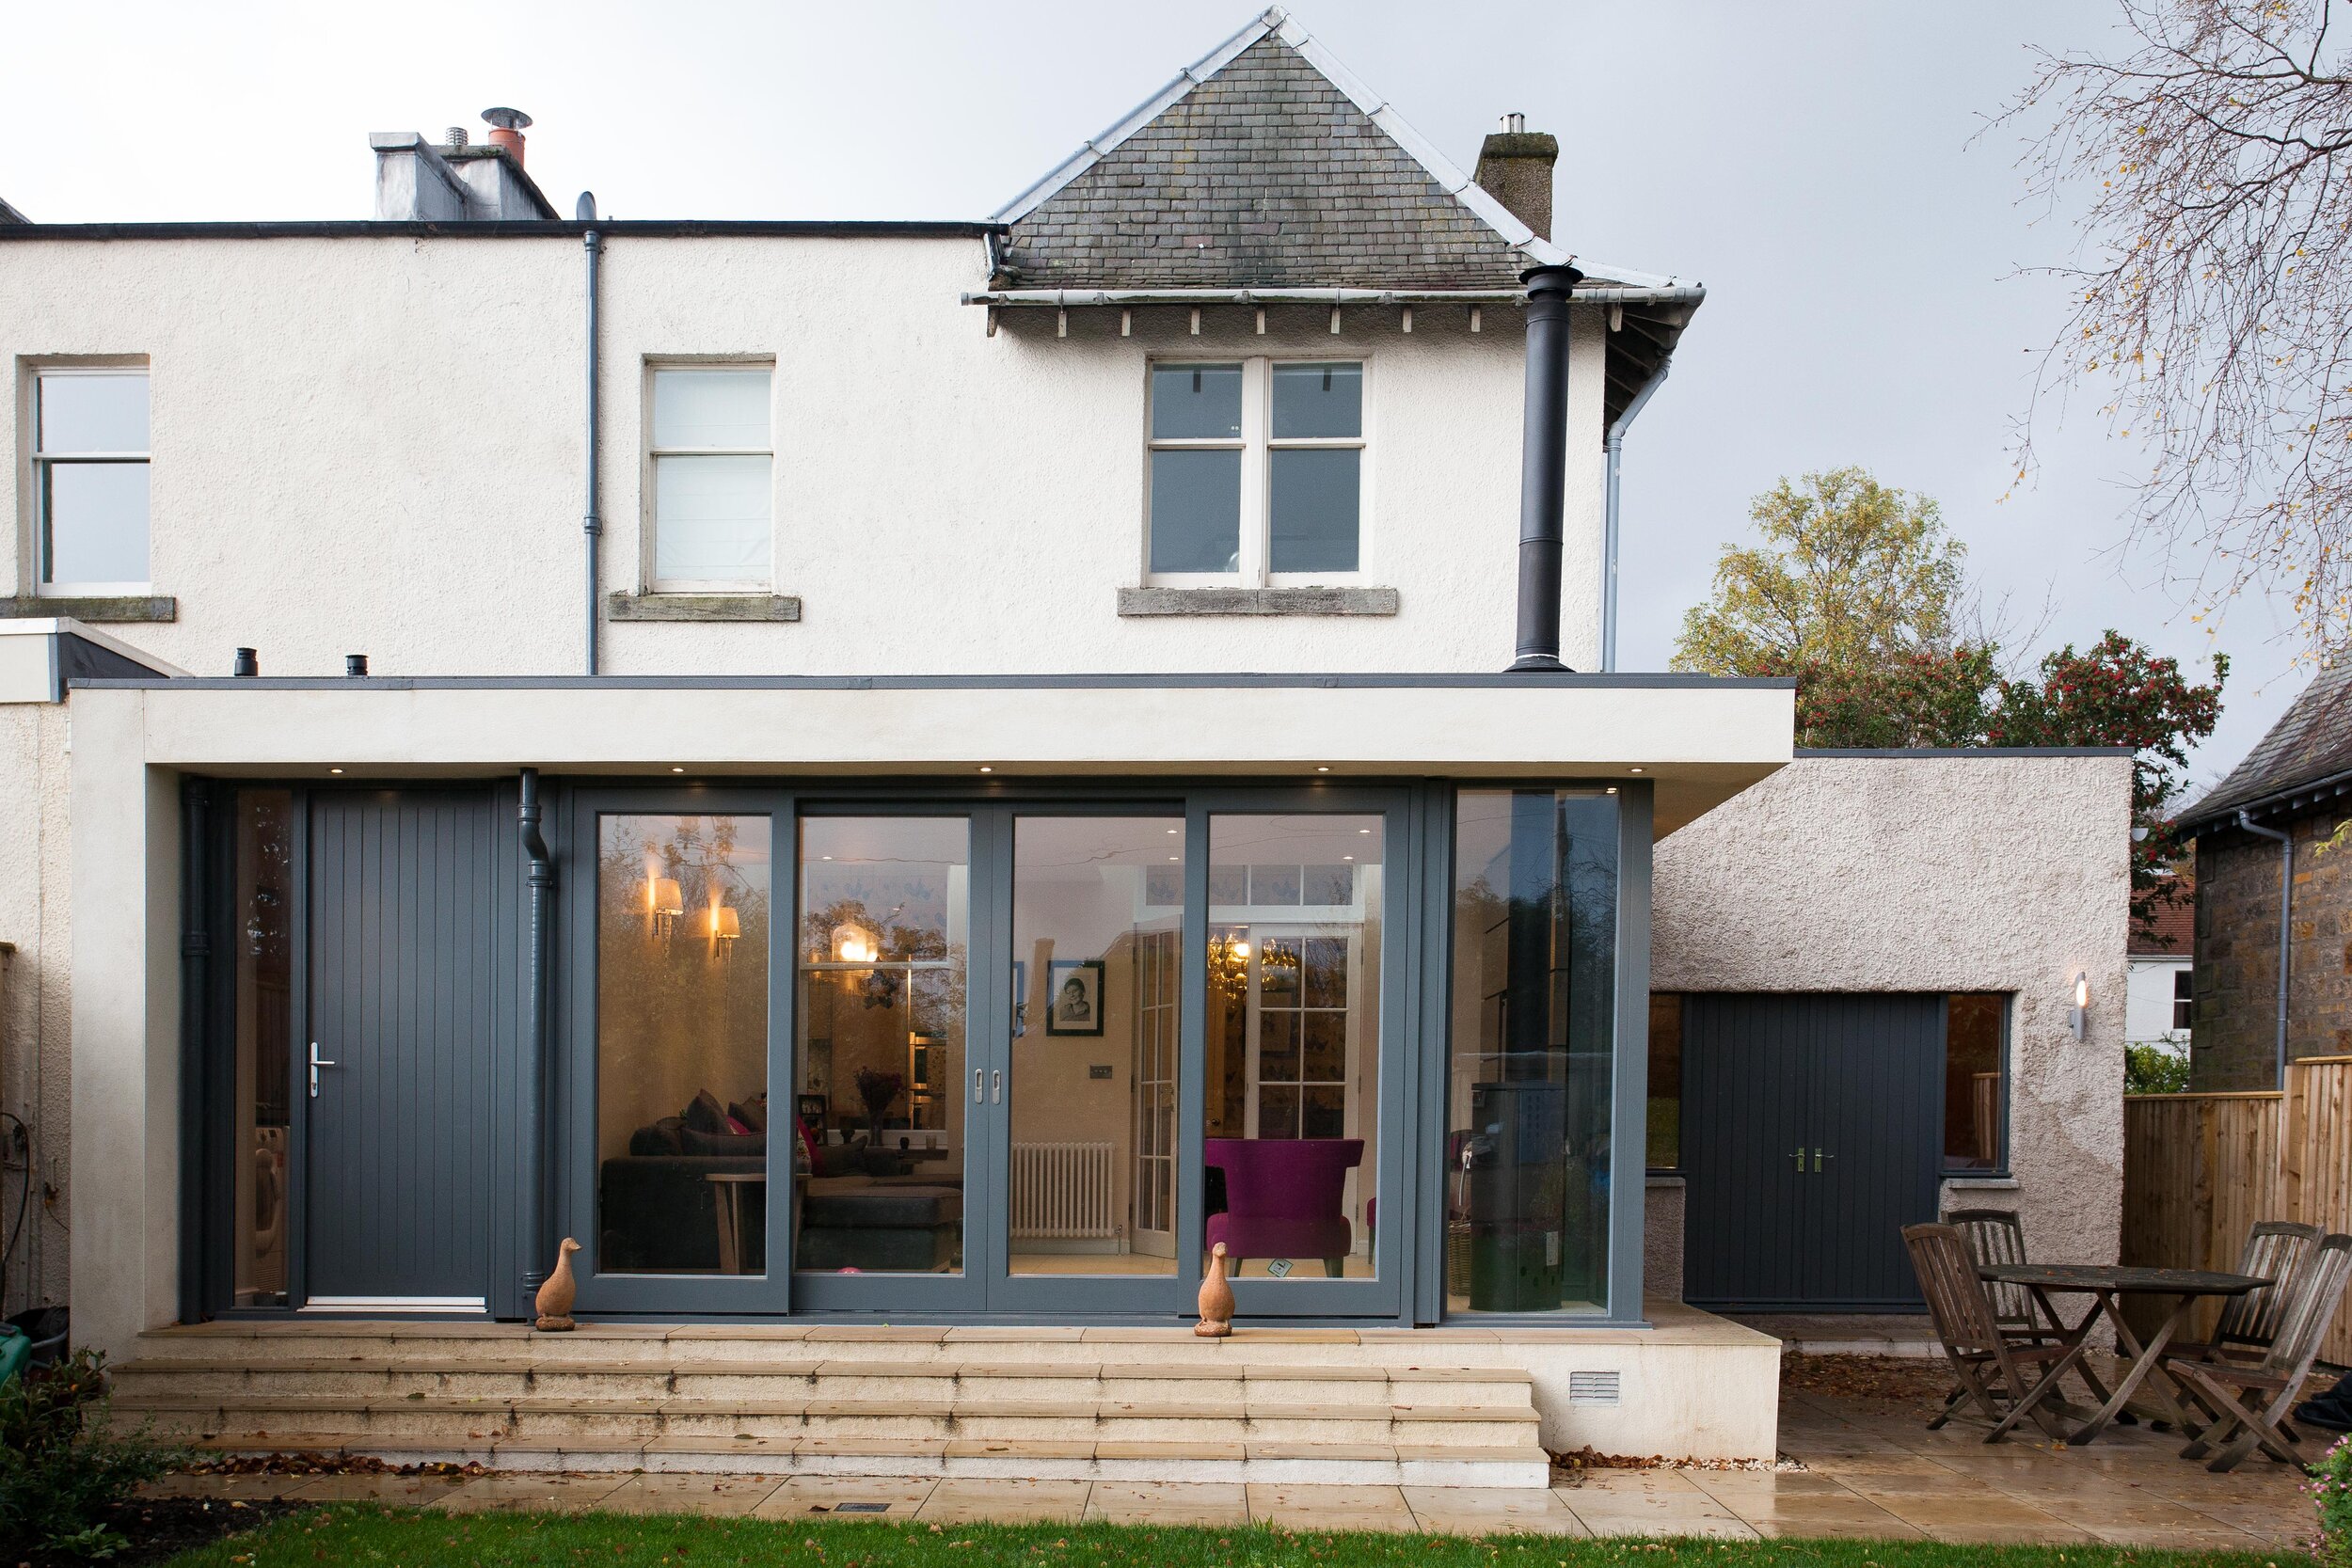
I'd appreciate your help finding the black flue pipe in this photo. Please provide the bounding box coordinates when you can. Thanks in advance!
[1510,263,1584,672]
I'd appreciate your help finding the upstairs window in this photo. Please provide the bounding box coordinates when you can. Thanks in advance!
[650,367,772,589]
[2172,968,2193,1031]
[1148,359,1364,582]
[34,369,150,591]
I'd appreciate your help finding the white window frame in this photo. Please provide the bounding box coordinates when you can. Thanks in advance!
[30,364,151,596]
[642,358,777,594]
[1143,356,1371,587]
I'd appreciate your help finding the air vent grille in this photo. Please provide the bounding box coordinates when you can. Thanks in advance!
[1567,1370,1621,1406]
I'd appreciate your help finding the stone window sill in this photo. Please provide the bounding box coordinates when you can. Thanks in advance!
[1117,586,1399,617]
[1942,1175,2018,1190]
[0,594,176,624]
[608,592,802,623]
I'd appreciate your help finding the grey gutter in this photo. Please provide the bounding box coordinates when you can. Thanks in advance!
[0,219,1003,241]
[2177,764,2352,839]
[580,201,603,676]
[2236,809,2295,1089]
[1796,746,2136,758]
[71,671,1796,693]
[962,284,1707,309]
[517,770,555,1298]
[1601,358,1671,673]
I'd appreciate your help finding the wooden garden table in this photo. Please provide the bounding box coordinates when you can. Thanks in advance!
[1979,1262,2268,1445]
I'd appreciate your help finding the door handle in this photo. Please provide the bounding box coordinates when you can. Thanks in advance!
[1792,1146,1806,1172]
[308,1041,337,1100]
[1816,1148,1835,1173]
[991,1069,1003,1104]
[973,1068,984,1104]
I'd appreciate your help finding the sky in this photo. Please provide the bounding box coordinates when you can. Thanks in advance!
[0,0,2308,791]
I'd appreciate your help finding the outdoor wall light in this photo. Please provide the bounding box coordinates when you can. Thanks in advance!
[2071,971,2090,1042]
[328,768,344,775]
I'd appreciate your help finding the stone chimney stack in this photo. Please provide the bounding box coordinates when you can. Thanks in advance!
[1474,112,1559,242]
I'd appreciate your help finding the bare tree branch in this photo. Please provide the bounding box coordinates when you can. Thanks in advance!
[2001,0,2352,646]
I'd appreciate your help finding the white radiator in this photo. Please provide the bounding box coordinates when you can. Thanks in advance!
[1009,1142,1118,1240]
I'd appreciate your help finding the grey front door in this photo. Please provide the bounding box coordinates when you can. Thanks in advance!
[1681,993,1944,1311]
[304,790,503,1308]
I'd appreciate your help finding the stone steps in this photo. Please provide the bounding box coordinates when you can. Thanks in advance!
[110,1327,1549,1487]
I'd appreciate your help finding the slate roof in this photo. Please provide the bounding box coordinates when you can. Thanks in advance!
[2180,658,2352,831]
[997,33,1534,290]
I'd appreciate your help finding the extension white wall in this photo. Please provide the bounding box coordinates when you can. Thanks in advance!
[1651,753,2135,1274]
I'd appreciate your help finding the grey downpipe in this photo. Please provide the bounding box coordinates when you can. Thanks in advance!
[580,194,603,676]
[1510,262,1585,672]
[2236,809,2293,1087]
[519,768,556,1295]
[1601,358,1670,674]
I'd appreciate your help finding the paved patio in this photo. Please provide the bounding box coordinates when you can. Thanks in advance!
[136,1358,2328,1547]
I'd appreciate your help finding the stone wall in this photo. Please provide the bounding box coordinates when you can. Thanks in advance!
[2193,809,2352,1089]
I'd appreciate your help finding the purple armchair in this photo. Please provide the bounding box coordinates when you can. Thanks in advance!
[1204,1137,1363,1278]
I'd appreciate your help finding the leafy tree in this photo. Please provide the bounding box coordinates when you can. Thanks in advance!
[2125,1042,2192,1095]
[1677,471,2226,938]
[2002,1,2352,648]
[1675,467,1974,677]
[1986,631,2226,938]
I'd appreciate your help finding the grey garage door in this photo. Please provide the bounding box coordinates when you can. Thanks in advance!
[1681,993,1944,1312]
[304,790,505,1307]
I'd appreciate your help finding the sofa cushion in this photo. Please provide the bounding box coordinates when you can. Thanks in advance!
[802,1184,961,1230]
[628,1117,687,1157]
[680,1127,765,1157]
[683,1090,730,1135]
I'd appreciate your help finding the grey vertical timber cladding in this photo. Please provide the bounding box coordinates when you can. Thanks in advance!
[1680,993,1943,1311]
[307,789,507,1303]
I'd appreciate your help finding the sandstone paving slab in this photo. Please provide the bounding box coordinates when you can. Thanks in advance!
[594,1474,783,1515]
[1246,1482,1418,1532]
[1569,1512,1759,1541]
[754,1477,936,1519]
[283,1473,471,1504]
[1083,1481,1250,1528]
[918,1478,1091,1525]
[139,1472,316,1500]
[431,1473,629,1514]
[1402,1485,1586,1536]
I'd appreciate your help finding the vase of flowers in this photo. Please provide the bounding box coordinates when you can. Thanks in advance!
[852,1069,904,1146]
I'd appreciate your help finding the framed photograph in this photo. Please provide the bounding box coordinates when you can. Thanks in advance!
[795,1093,828,1127]
[1045,958,1105,1037]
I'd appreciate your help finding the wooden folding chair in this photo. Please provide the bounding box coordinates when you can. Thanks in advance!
[2166,1220,2324,1364]
[1946,1208,2059,1339]
[2172,1232,2352,1472]
[1905,1222,2077,1441]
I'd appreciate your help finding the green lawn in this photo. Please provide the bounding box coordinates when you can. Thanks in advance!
[159,1504,2302,1568]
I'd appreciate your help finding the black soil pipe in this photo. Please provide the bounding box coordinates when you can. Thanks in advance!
[1510,262,1584,673]
[518,768,555,1295]
[580,199,603,677]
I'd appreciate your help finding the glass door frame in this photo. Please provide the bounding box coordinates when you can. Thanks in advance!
[977,802,1197,1318]
[1190,785,1411,1321]
[786,798,998,1316]
[560,784,796,1316]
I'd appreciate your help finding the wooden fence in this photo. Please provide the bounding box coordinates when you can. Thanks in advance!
[2122,1056,2352,1363]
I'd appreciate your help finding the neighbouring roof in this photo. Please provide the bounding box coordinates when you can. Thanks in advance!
[2180,658,2352,832]
[2131,879,2194,957]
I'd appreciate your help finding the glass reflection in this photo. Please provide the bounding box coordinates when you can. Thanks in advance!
[596,815,771,1275]
[1447,790,1618,1314]
[794,818,968,1275]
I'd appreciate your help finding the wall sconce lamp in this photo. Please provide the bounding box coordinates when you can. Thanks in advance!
[710,903,740,942]
[2071,971,2090,1042]
[644,875,684,937]
[834,921,880,963]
